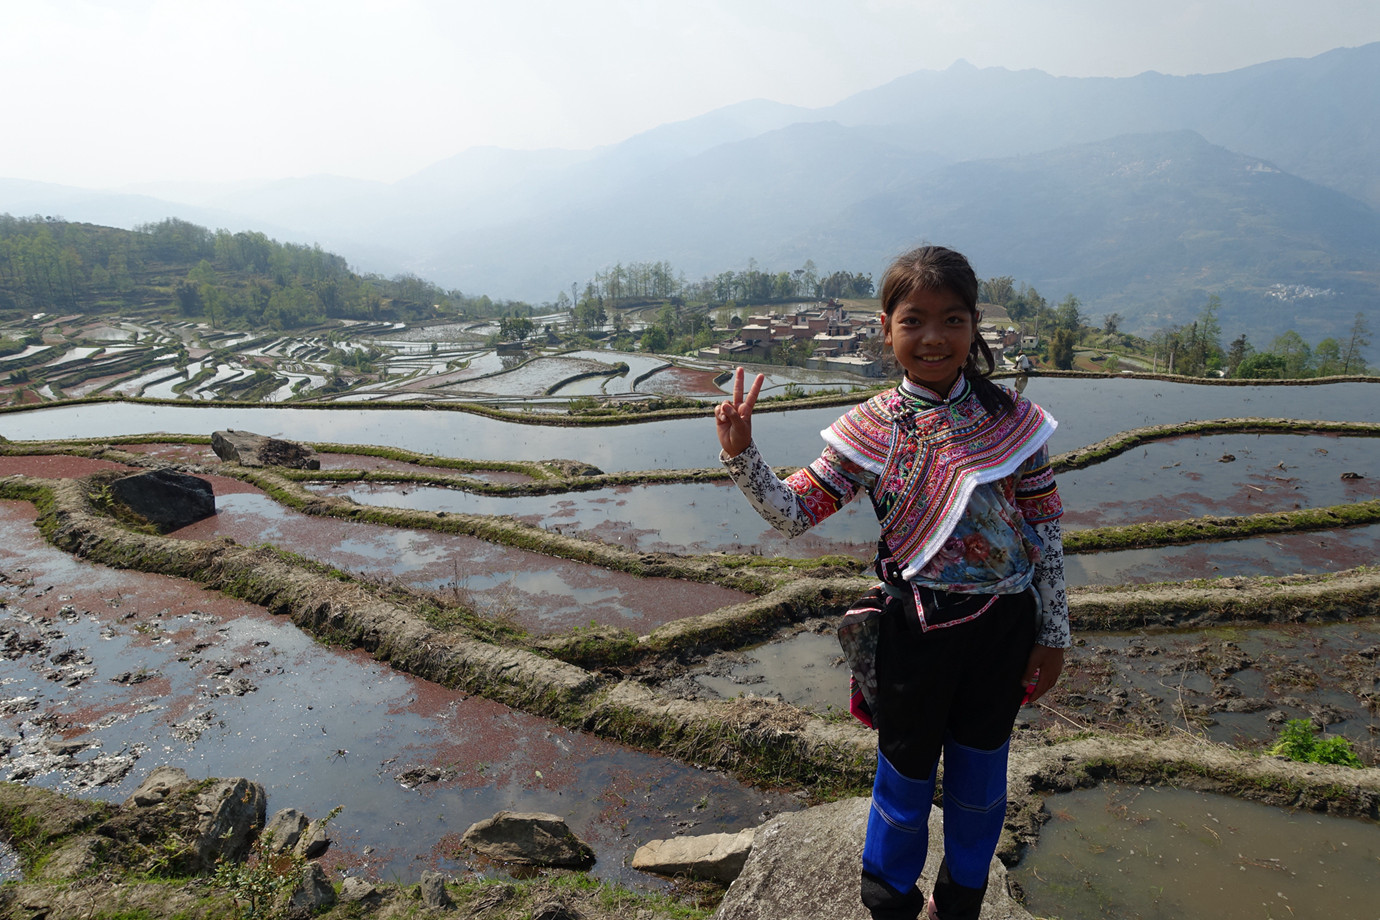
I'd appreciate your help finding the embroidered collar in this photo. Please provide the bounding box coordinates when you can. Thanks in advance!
[898,375,965,408]
[821,375,1057,579]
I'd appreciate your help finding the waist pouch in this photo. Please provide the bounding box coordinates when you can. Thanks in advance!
[839,541,1000,728]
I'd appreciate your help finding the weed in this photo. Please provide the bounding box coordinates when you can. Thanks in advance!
[1266,719,1363,768]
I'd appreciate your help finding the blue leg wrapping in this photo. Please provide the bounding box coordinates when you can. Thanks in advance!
[941,737,1010,890]
[862,751,937,896]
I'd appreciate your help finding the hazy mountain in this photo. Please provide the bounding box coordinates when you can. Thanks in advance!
[3,43,1377,345]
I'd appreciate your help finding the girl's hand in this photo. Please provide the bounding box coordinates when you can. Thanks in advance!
[715,367,764,458]
[1021,644,1065,704]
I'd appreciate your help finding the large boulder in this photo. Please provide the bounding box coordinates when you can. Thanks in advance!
[107,469,215,532]
[461,811,595,868]
[633,828,756,882]
[212,429,320,470]
[100,766,267,874]
[286,862,338,914]
[713,798,1032,920]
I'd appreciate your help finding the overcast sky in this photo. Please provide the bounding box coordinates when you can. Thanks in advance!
[3,0,1377,189]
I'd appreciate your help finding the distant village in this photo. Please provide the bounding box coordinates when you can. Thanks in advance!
[696,301,1033,377]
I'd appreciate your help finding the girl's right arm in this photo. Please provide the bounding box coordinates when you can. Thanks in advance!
[716,368,863,538]
[715,367,763,458]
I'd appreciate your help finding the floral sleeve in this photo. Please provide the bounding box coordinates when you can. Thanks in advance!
[1031,518,1070,648]
[721,442,864,538]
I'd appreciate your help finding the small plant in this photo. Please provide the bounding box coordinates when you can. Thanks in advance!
[211,832,305,919]
[1267,719,1363,768]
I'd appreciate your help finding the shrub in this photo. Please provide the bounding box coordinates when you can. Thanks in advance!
[1267,719,1363,768]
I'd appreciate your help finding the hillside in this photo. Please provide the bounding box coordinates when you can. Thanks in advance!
[3,43,1378,347]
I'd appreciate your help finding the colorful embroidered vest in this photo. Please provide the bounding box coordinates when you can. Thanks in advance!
[822,378,1056,580]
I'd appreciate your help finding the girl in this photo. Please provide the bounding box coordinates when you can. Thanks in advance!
[714,245,1067,920]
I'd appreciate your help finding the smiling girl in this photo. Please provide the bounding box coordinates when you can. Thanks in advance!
[714,245,1068,920]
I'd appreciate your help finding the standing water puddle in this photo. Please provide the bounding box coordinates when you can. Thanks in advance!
[1011,784,1380,920]
[0,500,795,886]
[168,481,751,636]
[687,620,1380,760]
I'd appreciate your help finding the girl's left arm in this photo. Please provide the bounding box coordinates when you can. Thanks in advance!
[1016,447,1070,702]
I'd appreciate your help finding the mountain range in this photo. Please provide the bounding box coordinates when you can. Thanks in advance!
[4,43,1379,346]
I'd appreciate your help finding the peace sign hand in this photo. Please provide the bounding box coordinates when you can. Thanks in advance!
[715,367,764,458]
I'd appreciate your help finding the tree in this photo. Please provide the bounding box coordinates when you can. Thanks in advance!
[1053,295,1083,337]
[1341,312,1371,374]
[1236,352,1288,379]
[640,325,668,353]
[1269,330,1313,377]
[1102,312,1121,336]
[1049,328,1076,369]
[1314,338,1344,377]
[980,276,1014,306]
[1226,334,1253,377]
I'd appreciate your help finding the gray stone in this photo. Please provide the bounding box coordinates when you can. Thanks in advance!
[294,816,331,860]
[263,808,309,854]
[712,798,1032,920]
[286,862,337,914]
[212,429,319,470]
[125,765,190,807]
[632,828,755,883]
[339,876,379,903]
[461,811,595,868]
[419,869,455,909]
[39,835,103,880]
[107,470,215,532]
[190,777,268,871]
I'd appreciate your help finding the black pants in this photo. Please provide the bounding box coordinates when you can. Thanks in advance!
[872,588,1038,779]
[863,590,1037,920]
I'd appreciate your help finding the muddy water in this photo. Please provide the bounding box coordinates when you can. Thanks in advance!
[1066,523,1380,585]
[307,480,879,560]
[167,482,751,636]
[685,619,1380,762]
[1059,432,1379,530]
[1011,784,1380,920]
[2,379,1376,469]
[0,500,795,886]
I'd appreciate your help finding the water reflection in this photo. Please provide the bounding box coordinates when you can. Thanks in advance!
[1012,785,1380,920]
[0,499,791,886]
[170,491,751,634]
[2,379,1376,472]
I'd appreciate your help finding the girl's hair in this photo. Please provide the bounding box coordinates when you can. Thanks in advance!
[879,245,1014,416]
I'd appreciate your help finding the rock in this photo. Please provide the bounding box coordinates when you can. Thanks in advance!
[107,469,215,532]
[632,828,756,882]
[1341,471,1363,479]
[263,808,309,853]
[192,777,268,870]
[461,811,596,868]
[340,876,380,903]
[713,798,1031,920]
[541,458,603,478]
[125,765,190,807]
[294,816,331,860]
[212,429,320,470]
[286,862,337,914]
[419,869,455,909]
[102,768,267,874]
[40,835,103,880]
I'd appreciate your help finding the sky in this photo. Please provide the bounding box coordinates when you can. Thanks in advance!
[3,0,1378,189]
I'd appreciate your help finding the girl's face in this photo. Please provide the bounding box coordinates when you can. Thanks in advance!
[882,286,975,394]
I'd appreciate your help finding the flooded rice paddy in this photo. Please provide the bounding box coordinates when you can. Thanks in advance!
[3,378,1378,470]
[1010,784,1380,920]
[0,500,795,887]
[0,374,1377,913]
[680,618,1380,760]
[168,482,750,636]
